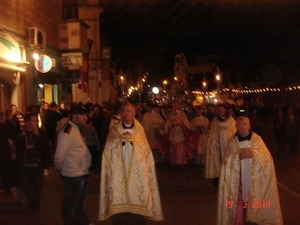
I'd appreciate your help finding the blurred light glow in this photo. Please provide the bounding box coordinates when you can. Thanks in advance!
[33,53,39,60]
[152,87,159,94]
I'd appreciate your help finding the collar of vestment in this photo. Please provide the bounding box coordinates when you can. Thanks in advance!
[113,115,121,121]
[236,131,252,142]
[218,116,228,122]
[122,121,134,129]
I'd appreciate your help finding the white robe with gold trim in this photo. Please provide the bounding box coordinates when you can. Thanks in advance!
[217,132,283,225]
[98,119,164,221]
[205,115,236,178]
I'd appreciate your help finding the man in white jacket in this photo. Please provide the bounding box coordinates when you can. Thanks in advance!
[54,105,92,225]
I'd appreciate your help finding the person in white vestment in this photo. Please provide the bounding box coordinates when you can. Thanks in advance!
[190,106,210,165]
[217,116,283,225]
[205,103,236,187]
[98,101,164,225]
[140,102,165,164]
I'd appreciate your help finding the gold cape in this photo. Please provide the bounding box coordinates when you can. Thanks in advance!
[98,118,164,221]
[205,115,237,178]
[217,132,283,225]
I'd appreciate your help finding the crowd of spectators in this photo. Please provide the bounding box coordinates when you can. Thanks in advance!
[0,98,298,219]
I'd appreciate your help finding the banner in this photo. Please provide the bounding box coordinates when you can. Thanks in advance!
[62,52,83,67]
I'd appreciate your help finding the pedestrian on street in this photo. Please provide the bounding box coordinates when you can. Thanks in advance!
[81,118,101,170]
[54,105,93,225]
[284,106,300,155]
[40,102,50,133]
[0,110,13,195]
[273,108,286,154]
[11,104,25,130]
[98,101,164,224]
[217,116,283,225]
[16,113,52,216]
[45,102,62,150]
[190,106,210,166]
[4,109,25,204]
[205,103,236,187]
[140,102,165,164]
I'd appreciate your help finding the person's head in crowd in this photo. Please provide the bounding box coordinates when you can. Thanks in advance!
[11,104,18,115]
[43,102,49,111]
[24,113,39,132]
[26,105,39,115]
[93,104,102,116]
[50,102,57,110]
[217,103,228,118]
[121,101,135,125]
[114,101,123,116]
[195,106,204,117]
[61,96,66,103]
[61,109,70,118]
[236,116,251,136]
[70,105,88,127]
[207,104,216,114]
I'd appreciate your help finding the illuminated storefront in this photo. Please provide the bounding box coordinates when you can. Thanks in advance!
[0,32,27,111]
[0,30,65,112]
[28,48,65,106]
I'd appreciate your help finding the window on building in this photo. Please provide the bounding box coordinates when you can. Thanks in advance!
[62,0,78,19]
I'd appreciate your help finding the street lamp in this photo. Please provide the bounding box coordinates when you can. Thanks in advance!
[214,67,223,102]
[137,78,144,105]
[163,80,168,90]
[120,76,125,94]
[152,86,159,103]
[202,76,207,104]
[117,69,126,99]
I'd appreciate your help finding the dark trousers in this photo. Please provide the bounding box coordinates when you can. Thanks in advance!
[0,160,12,193]
[46,128,57,165]
[61,174,90,225]
[22,167,44,209]
[87,145,100,169]
[112,212,147,225]
[11,160,22,187]
[213,177,219,188]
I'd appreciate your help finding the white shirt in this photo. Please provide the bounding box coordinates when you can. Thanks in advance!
[54,120,91,177]
[122,123,134,178]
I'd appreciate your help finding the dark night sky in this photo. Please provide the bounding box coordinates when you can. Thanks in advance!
[100,0,300,87]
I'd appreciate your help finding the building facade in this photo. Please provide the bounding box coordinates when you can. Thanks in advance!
[0,0,65,113]
[0,0,116,115]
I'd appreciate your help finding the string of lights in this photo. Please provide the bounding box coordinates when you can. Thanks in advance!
[192,85,300,95]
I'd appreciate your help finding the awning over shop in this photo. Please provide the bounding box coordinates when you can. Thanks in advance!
[0,34,22,62]
[0,33,26,73]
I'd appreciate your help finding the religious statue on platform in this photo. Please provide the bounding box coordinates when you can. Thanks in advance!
[173,53,188,89]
